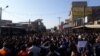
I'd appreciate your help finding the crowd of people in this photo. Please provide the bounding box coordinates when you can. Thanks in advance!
[0,32,100,56]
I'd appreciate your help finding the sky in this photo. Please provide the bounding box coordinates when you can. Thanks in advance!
[0,0,100,29]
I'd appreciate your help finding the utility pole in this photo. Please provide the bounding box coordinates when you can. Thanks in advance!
[29,19,31,24]
[0,8,2,21]
[0,6,9,25]
[0,5,9,20]
[0,5,8,35]
[28,19,31,31]
[58,17,61,31]
[58,17,61,25]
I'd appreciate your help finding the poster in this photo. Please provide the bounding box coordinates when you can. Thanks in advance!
[77,41,87,48]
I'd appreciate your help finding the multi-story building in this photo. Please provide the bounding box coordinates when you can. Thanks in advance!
[68,1,100,28]
[18,19,46,32]
[31,19,46,32]
[69,1,92,26]
[63,19,73,28]
[91,6,100,25]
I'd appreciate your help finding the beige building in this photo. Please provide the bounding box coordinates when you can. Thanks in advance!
[68,1,100,28]
[69,1,92,26]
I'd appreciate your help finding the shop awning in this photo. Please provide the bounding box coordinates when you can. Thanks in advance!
[73,26,84,28]
[63,24,74,28]
[74,25,100,29]
[85,25,100,28]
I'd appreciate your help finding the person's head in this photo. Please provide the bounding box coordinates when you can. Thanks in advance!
[27,42,33,47]
[3,42,8,48]
[20,44,27,50]
[71,51,77,56]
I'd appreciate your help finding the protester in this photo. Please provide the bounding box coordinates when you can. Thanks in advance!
[17,44,28,56]
[0,31,100,56]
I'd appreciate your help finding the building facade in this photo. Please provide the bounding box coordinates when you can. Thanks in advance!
[68,1,100,28]
[69,1,92,26]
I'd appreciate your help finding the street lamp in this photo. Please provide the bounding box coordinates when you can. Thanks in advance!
[0,5,9,34]
[2,5,9,10]
[0,5,9,20]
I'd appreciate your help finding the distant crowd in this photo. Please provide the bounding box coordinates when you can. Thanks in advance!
[0,32,100,56]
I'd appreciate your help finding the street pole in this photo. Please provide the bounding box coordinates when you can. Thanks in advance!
[58,17,61,31]
[83,6,85,34]
[0,5,9,21]
[0,6,8,35]
[28,19,31,31]
[58,17,61,25]
[0,8,2,21]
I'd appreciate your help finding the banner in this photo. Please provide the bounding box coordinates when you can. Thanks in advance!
[77,41,87,48]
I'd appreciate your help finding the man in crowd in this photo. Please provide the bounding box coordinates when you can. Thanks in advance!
[0,32,100,56]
